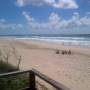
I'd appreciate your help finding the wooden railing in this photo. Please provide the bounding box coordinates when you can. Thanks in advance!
[0,69,70,90]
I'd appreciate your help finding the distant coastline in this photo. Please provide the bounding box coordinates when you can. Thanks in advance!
[0,34,90,37]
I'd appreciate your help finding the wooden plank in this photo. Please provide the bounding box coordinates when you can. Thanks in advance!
[29,71,37,90]
[0,70,31,77]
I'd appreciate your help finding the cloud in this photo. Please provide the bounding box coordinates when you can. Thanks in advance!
[0,19,6,23]
[16,0,78,9]
[80,17,90,26]
[22,11,35,22]
[49,12,61,23]
[53,0,78,9]
[0,19,23,30]
[22,11,90,30]
[22,12,61,29]
[86,12,90,15]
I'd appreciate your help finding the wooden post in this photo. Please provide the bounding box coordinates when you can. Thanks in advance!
[17,56,22,70]
[29,71,36,90]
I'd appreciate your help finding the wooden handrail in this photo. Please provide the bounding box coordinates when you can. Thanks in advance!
[0,70,31,77]
[31,69,70,90]
[0,69,70,90]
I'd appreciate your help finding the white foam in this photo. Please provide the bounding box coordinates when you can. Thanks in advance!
[14,36,90,47]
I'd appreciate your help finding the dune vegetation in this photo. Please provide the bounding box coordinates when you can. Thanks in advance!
[0,46,29,90]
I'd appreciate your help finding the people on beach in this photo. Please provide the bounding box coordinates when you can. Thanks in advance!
[56,49,72,55]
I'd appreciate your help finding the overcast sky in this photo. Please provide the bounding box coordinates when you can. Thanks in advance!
[0,0,90,35]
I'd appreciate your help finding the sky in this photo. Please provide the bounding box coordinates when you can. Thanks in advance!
[0,0,90,35]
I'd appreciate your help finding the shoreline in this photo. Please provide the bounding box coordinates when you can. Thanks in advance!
[16,37,90,48]
[0,36,90,48]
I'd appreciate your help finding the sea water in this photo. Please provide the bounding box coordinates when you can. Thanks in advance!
[29,36,90,47]
[0,34,90,48]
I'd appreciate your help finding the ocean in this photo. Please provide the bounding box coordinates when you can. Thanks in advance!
[0,34,90,48]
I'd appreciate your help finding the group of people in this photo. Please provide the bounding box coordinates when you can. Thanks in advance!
[56,49,72,55]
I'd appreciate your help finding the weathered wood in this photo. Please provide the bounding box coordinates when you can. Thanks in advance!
[0,70,31,77]
[32,69,70,90]
[29,71,36,90]
[0,69,70,90]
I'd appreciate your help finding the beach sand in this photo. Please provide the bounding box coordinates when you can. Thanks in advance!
[0,39,90,90]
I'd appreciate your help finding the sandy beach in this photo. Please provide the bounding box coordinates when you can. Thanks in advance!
[0,39,90,90]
